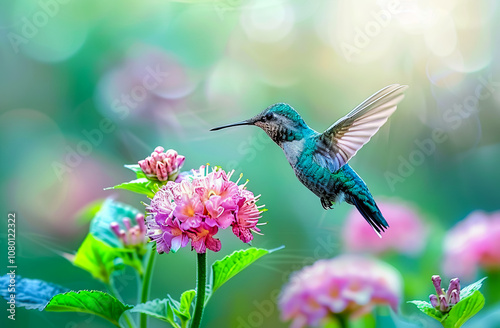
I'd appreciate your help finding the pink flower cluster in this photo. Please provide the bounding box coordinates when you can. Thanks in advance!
[110,214,147,250]
[429,275,460,313]
[443,210,500,279]
[138,146,185,181]
[145,166,263,254]
[343,201,427,255]
[279,255,401,328]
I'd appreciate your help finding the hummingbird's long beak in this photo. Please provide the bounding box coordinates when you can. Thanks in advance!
[210,120,253,131]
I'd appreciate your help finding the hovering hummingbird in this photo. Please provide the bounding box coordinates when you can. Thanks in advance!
[210,84,408,236]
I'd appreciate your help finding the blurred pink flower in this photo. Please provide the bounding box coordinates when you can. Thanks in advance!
[343,201,427,255]
[96,44,196,129]
[146,166,264,254]
[138,146,185,182]
[279,255,402,328]
[443,210,500,279]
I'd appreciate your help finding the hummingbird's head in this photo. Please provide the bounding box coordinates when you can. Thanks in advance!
[210,103,310,145]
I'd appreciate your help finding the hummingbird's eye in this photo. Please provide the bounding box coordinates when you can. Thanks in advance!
[264,112,274,121]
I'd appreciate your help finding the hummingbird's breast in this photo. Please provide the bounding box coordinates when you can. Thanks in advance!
[284,138,345,201]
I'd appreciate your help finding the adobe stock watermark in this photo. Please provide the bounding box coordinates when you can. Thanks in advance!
[340,0,401,63]
[51,65,169,181]
[7,0,72,54]
[384,74,500,192]
[235,233,339,328]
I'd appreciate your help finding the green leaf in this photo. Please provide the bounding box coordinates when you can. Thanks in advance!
[173,289,196,326]
[407,300,445,321]
[45,290,132,327]
[72,234,141,284]
[89,198,140,249]
[106,178,158,198]
[131,298,180,328]
[124,164,147,179]
[210,246,283,296]
[0,275,68,311]
[460,277,487,300]
[442,291,485,328]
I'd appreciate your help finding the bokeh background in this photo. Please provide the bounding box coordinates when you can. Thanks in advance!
[1,0,500,327]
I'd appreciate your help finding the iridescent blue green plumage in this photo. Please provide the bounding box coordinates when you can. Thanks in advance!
[211,84,407,235]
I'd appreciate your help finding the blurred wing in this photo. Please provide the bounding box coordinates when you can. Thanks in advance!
[315,84,408,172]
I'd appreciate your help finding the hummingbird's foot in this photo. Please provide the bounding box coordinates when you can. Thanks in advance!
[320,198,334,210]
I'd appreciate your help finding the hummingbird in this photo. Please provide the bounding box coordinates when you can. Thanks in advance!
[210,84,408,236]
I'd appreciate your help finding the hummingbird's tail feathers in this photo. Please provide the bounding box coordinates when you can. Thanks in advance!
[349,196,388,237]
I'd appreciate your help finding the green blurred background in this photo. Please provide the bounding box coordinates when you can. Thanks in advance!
[1,0,500,327]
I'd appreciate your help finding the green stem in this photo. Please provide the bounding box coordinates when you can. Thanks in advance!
[336,314,348,328]
[190,252,207,328]
[140,248,157,328]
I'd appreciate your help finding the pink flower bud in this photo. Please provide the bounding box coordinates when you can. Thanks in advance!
[138,147,185,182]
[432,275,444,296]
[138,159,149,174]
[110,222,121,237]
[119,229,127,243]
[135,214,146,233]
[439,295,448,312]
[157,162,168,181]
[122,218,131,231]
[447,278,460,298]
[450,290,459,305]
[429,294,439,308]
[176,155,186,168]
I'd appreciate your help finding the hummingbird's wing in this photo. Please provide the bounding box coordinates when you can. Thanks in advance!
[315,84,408,172]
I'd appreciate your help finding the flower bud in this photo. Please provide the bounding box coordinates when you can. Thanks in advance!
[432,275,444,296]
[439,294,448,312]
[429,294,439,308]
[450,290,460,305]
[138,147,185,182]
[447,278,460,299]
[135,214,146,233]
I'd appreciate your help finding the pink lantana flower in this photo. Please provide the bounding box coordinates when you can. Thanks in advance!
[443,210,500,279]
[279,255,402,328]
[146,166,265,254]
[343,201,427,256]
[138,146,185,181]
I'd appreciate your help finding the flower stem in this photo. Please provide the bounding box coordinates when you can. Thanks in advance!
[190,252,207,328]
[140,248,157,328]
[336,314,348,328]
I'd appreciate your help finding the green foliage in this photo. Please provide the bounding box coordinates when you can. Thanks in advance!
[409,277,486,328]
[443,291,485,328]
[124,164,147,178]
[106,163,166,197]
[72,234,142,284]
[0,275,68,311]
[408,300,445,321]
[460,277,487,299]
[209,246,283,299]
[45,290,132,327]
[175,289,196,326]
[89,198,140,249]
[131,298,180,328]
[106,178,159,198]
